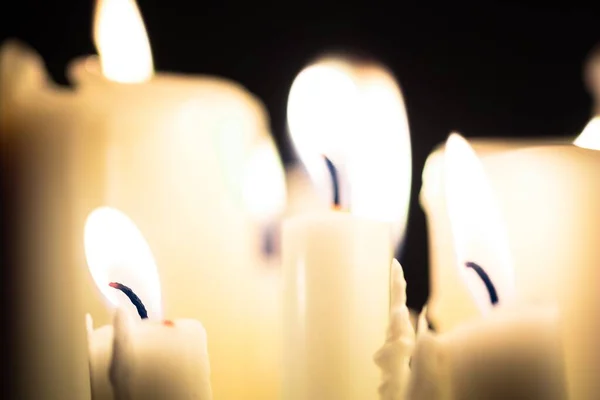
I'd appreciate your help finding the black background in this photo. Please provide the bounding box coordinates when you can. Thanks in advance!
[3,1,600,309]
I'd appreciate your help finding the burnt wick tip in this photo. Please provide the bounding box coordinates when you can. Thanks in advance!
[109,282,149,320]
[465,262,499,306]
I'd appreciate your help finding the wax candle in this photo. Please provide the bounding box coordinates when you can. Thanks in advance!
[85,207,212,399]
[374,259,415,400]
[281,57,411,399]
[0,41,91,399]
[408,134,568,399]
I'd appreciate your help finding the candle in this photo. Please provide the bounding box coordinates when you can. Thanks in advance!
[85,207,212,399]
[0,42,90,399]
[281,57,411,399]
[408,134,567,399]
[374,259,415,400]
[39,0,283,396]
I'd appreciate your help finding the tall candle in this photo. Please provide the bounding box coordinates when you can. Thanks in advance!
[281,56,411,399]
[0,41,91,399]
[66,0,285,397]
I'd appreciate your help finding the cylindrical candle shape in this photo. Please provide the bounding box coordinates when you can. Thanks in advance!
[282,212,391,399]
[407,307,566,400]
[67,2,285,397]
[0,40,91,400]
[110,310,212,400]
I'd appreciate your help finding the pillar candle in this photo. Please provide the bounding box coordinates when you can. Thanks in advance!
[0,41,91,399]
[281,55,411,399]
[410,134,569,399]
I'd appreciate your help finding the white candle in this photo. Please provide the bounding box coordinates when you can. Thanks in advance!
[62,0,285,397]
[0,41,91,399]
[84,207,212,399]
[281,56,411,399]
[110,310,212,400]
[408,134,567,399]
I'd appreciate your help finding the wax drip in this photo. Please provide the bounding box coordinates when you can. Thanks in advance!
[465,262,499,305]
[109,282,149,319]
[323,155,340,207]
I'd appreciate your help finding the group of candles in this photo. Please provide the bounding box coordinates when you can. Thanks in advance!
[2,0,600,399]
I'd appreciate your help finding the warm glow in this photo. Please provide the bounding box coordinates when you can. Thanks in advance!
[444,133,515,312]
[84,207,162,319]
[93,0,153,83]
[287,57,412,245]
[242,140,287,220]
[574,117,600,150]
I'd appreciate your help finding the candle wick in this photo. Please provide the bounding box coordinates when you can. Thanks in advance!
[323,155,340,207]
[109,282,149,319]
[465,262,499,306]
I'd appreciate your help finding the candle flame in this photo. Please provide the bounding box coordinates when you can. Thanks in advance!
[574,117,600,150]
[93,0,153,83]
[287,57,411,245]
[84,207,162,319]
[444,133,515,313]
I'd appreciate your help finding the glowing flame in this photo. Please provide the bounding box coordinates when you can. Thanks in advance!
[287,57,411,245]
[242,139,287,220]
[444,133,515,313]
[574,117,600,150]
[93,0,153,83]
[84,207,162,319]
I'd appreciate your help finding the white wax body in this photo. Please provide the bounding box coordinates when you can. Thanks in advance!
[89,314,212,400]
[420,139,585,332]
[407,306,566,400]
[0,41,91,399]
[282,212,392,400]
[67,59,282,399]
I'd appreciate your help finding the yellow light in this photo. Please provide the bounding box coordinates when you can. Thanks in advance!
[84,207,162,319]
[286,57,412,245]
[242,140,287,220]
[444,133,515,312]
[93,0,153,83]
[574,117,600,150]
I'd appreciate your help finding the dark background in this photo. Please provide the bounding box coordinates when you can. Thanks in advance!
[3,1,599,310]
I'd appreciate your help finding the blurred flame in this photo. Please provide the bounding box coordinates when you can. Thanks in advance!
[242,140,287,220]
[574,117,600,150]
[444,133,515,313]
[93,0,153,83]
[287,57,411,246]
[84,207,162,319]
